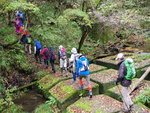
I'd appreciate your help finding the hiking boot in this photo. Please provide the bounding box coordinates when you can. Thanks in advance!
[89,95,92,99]
[121,108,130,113]
[89,91,92,99]
[46,65,48,69]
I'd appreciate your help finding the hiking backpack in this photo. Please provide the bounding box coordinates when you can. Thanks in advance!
[124,58,136,80]
[79,57,89,71]
[52,52,57,60]
[21,35,27,43]
[26,35,31,44]
[44,50,49,57]
[35,41,42,50]
[60,48,66,59]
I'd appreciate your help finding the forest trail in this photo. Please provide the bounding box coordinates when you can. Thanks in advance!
[26,53,73,80]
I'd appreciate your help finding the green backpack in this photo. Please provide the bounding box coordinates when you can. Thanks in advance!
[124,58,136,80]
[27,36,31,44]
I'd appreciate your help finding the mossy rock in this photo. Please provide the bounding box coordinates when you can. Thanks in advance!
[49,79,99,110]
[37,74,60,98]
[118,103,150,113]
[66,94,123,113]
[89,64,107,74]
[90,69,118,93]
[106,78,150,102]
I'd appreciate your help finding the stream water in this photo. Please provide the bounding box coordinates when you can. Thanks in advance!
[14,89,47,113]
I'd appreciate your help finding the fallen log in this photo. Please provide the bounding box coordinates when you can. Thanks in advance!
[13,81,37,92]
[129,67,150,94]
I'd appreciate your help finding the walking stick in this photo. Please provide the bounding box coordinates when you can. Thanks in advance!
[116,85,131,113]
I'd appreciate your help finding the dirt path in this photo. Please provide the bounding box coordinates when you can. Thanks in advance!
[26,53,72,79]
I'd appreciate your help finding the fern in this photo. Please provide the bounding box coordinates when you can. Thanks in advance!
[136,86,150,104]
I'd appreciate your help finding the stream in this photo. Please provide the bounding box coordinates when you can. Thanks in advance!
[14,89,47,113]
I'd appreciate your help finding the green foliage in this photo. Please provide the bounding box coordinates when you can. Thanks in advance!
[0,76,5,99]
[136,86,150,105]
[34,96,59,113]
[63,9,92,26]
[2,104,25,113]
[36,71,48,79]
[0,27,14,36]
[0,86,21,112]
[4,0,39,13]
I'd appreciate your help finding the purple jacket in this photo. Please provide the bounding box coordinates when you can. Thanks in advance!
[116,59,132,87]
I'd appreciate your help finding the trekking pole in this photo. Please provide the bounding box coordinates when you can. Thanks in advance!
[116,85,131,113]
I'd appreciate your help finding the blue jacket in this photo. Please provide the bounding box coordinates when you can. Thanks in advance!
[76,56,90,76]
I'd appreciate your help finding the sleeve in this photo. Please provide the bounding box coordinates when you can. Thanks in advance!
[116,63,126,83]
[69,54,74,63]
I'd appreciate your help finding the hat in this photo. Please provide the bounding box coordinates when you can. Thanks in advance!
[59,45,63,50]
[49,46,53,50]
[71,48,77,53]
[116,53,124,60]
[43,45,46,48]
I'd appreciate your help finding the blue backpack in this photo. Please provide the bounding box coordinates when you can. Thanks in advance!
[36,41,42,50]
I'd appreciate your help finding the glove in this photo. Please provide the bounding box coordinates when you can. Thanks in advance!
[114,81,118,85]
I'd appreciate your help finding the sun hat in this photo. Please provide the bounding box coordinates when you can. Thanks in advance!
[116,53,124,60]
[71,48,77,53]
[59,45,63,50]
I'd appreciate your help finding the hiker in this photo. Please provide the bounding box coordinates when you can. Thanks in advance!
[76,54,92,99]
[40,45,50,68]
[25,34,32,54]
[49,47,56,73]
[115,53,134,112]
[58,45,68,77]
[19,25,28,35]
[14,17,21,34]
[68,47,79,82]
[16,11,25,26]
[34,40,42,63]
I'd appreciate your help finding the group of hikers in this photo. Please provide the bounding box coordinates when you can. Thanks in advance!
[13,11,93,99]
[13,11,136,112]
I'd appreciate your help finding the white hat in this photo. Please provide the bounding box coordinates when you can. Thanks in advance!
[116,53,124,60]
[59,45,63,50]
[71,48,77,53]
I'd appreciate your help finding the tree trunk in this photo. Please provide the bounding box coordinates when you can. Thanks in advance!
[26,10,31,26]
[129,67,150,94]
[82,0,85,11]
[8,11,12,26]
[78,26,90,52]
[13,81,37,92]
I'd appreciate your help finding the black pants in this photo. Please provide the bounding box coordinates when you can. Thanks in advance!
[35,49,41,63]
[50,60,56,73]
